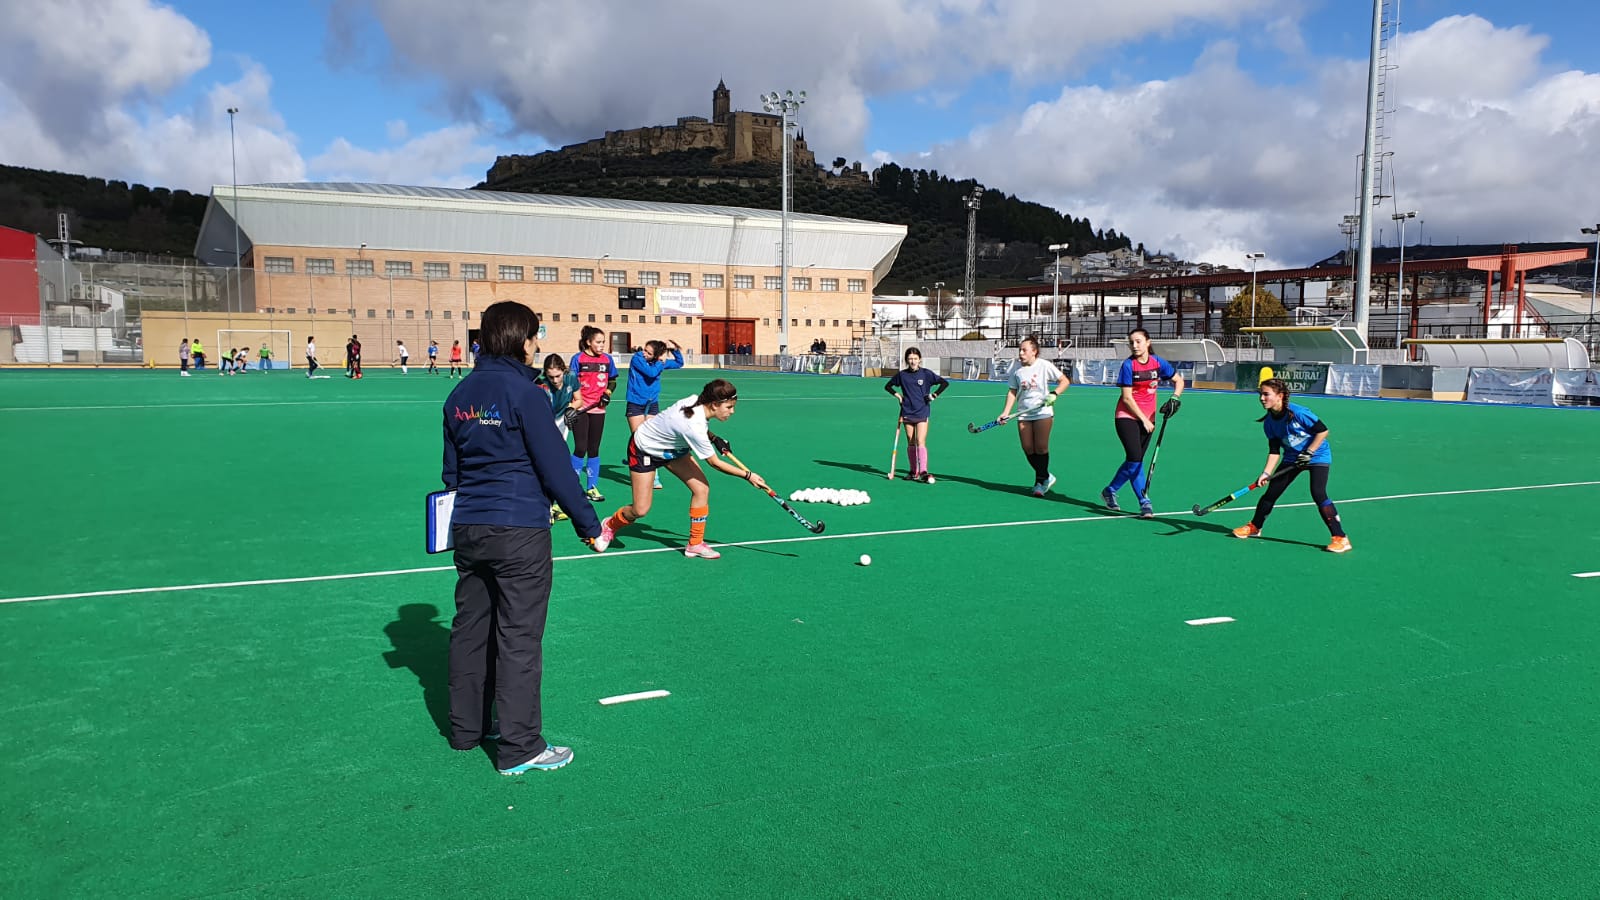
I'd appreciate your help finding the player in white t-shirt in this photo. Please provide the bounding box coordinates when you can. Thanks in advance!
[995,336,1071,497]
[394,341,409,374]
[591,379,767,559]
[305,337,320,378]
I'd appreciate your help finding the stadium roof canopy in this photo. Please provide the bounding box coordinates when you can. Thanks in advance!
[196,182,907,283]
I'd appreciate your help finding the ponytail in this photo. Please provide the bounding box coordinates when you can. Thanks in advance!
[687,378,738,416]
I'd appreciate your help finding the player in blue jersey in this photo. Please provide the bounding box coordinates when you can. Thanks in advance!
[626,339,685,490]
[1232,378,1351,553]
[884,348,949,482]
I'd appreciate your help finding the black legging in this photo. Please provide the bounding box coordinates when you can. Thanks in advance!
[1253,464,1332,527]
[572,411,606,457]
[1114,416,1151,463]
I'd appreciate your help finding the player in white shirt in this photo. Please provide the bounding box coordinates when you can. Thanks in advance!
[591,379,766,559]
[994,336,1071,497]
[305,337,320,378]
[394,341,409,374]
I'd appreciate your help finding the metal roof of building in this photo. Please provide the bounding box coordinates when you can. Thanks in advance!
[196,182,907,283]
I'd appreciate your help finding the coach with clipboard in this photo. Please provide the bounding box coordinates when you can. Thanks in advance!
[439,301,601,775]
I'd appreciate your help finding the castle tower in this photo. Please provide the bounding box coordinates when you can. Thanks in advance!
[712,79,730,125]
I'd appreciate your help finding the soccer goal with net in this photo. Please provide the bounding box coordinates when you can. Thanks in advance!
[218,330,293,371]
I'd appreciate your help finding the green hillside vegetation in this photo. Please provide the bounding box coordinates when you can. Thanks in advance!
[0,164,208,257]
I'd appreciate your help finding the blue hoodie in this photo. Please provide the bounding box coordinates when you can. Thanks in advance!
[625,347,685,406]
[443,354,601,535]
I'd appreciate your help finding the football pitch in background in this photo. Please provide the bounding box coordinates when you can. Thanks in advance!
[2,369,1597,896]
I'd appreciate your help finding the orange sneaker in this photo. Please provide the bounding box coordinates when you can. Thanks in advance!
[1325,536,1352,553]
[1231,523,1261,539]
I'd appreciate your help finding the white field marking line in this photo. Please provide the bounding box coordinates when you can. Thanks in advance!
[1185,616,1235,626]
[1401,626,1456,651]
[1573,572,1600,578]
[0,395,916,413]
[4,479,1599,607]
[598,689,670,706]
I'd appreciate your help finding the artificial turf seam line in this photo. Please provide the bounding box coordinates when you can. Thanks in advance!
[5,478,1598,607]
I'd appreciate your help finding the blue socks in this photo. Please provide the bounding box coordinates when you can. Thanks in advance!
[1108,461,1149,502]
[585,456,601,488]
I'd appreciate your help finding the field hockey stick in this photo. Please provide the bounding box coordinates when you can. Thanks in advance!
[887,416,902,480]
[1191,463,1305,516]
[722,451,826,534]
[1143,412,1171,493]
[968,403,1045,434]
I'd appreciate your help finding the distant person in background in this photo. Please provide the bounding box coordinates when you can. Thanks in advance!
[449,340,464,378]
[234,346,248,374]
[258,341,272,372]
[220,348,235,375]
[626,339,684,490]
[471,339,481,366]
[427,340,439,375]
[178,338,191,377]
[395,340,410,374]
[306,336,320,378]
[345,336,356,378]
[190,337,205,370]
[350,335,364,380]
[568,326,618,502]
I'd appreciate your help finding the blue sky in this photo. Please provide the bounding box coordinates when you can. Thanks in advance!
[1,0,1596,266]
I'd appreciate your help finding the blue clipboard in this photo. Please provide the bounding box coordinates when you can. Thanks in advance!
[426,490,456,554]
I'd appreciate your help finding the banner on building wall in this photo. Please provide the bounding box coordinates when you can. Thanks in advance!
[1235,362,1328,394]
[1465,367,1554,405]
[1553,368,1600,407]
[1325,364,1382,398]
[654,288,703,317]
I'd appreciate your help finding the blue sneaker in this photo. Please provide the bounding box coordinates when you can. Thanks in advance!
[1138,500,1154,519]
[498,745,573,774]
[1100,487,1120,511]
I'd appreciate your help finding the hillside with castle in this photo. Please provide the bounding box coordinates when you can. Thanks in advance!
[481,82,871,190]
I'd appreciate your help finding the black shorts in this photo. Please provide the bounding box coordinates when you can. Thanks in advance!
[626,437,682,473]
[625,400,660,418]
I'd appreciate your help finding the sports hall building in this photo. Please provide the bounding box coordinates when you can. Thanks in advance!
[150,183,906,364]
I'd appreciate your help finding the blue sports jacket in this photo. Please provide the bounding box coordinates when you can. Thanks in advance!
[442,354,601,536]
[625,348,685,406]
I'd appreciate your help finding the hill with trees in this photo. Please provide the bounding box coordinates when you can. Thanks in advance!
[0,164,208,257]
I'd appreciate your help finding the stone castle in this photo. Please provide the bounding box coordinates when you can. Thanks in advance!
[485,82,869,187]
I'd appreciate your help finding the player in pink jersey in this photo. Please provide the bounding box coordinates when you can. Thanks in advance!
[1101,329,1184,518]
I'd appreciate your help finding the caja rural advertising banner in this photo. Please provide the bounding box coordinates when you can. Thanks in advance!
[1235,362,1329,393]
[654,288,703,317]
[1465,367,1554,405]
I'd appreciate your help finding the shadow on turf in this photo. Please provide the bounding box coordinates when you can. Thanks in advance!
[814,458,1108,514]
[382,603,458,745]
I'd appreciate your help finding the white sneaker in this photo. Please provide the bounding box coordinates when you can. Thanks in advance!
[1043,474,1057,494]
[591,521,615,553]
[683,543,722,559]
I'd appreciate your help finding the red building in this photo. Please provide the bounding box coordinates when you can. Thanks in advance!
[0,224,48,326]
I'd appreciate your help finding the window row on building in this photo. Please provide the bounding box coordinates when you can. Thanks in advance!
[260,256,866,292]
[254,308,870,330]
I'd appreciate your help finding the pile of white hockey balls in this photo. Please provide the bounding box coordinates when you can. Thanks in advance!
[789,487,872,506]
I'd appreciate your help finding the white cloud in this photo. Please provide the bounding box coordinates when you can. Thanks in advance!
[326,0,1277,157]
[917,15,1600,265]
[310,123,503,187]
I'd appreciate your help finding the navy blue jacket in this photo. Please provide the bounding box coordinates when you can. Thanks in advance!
[442,355,601,537]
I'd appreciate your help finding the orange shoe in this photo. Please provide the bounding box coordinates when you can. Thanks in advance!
[1326,536,1352,554]
[1231,523,1261,539]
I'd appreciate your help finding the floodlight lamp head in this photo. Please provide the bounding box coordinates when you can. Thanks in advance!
[227,106,239,115]
[1584,226,1600,235]
[1245,252,1265,260]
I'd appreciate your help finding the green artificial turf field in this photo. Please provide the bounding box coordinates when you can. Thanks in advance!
[2,368,1597,897]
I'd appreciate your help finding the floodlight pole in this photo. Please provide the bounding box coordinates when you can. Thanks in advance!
[1583,225,1600,328]
[1245,252,1265,329]
[762,89,806,354]
[228,107,241,316]
[1049,242,1068,339]
[1393,210,1416,351]
[964,186,984,338]
[1352,0,1384,340]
